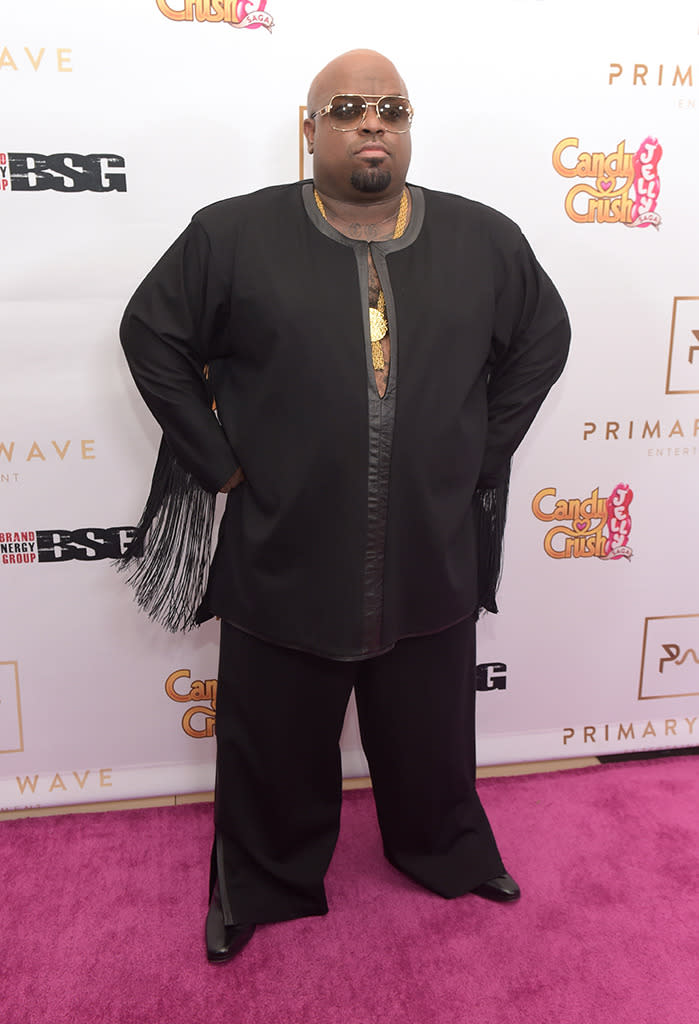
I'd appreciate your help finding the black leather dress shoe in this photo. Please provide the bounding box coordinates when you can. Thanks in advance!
[471,871,521,902]
[205,883,256,963]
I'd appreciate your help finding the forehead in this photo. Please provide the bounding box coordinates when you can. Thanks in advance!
[322,63,405,103]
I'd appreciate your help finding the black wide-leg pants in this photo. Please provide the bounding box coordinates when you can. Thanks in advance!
[212,617,505,926]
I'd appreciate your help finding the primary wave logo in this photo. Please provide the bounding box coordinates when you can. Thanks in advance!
[552,136,662,228]
[155,0,273,30]
[531,483,634,561]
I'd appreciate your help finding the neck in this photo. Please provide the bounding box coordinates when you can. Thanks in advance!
[313,187,406,229]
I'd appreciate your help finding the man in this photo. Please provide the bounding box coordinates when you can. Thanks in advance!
[120,49,570,964]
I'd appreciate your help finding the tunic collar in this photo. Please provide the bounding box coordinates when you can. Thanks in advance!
[301,181,424,251]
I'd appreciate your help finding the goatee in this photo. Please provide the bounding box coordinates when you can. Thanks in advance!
[350,165,392,194]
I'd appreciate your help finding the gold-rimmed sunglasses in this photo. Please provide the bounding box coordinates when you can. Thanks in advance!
[310,94,414,133]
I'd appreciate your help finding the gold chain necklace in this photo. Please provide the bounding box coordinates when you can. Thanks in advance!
[314,188,409,370]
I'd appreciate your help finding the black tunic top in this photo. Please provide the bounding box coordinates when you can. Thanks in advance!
[120,182,570,659]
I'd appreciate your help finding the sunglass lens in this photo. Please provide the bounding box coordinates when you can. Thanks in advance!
[329,95,366,128]
[377,97,411,130]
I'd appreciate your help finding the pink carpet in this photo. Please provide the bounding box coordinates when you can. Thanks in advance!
[2,757,697,1024]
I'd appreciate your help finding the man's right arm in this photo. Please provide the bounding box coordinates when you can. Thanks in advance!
[120,218,240,494]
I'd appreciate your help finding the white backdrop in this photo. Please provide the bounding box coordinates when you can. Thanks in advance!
[1,0,698,809]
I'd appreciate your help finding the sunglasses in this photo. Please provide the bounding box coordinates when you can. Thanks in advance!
[310,94,414,133]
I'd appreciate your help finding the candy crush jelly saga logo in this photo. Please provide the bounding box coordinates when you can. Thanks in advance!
[165,669,216,738]
[155,0,274,30]
[531,483,634,560]
[552,137,662,228]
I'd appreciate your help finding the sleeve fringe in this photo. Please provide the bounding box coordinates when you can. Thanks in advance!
[117,437,216,633]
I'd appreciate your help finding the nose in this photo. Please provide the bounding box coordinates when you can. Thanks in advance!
[361,103,384,133]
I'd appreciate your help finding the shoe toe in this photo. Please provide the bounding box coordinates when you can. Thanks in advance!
[471,871,521,902]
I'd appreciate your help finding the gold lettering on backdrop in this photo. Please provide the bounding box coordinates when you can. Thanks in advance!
[182,706,216,738]
[52,440,71,460]
[155,0,188,20]
[165,669,217,737]
[16,775,39,794]
[155,0,238,22]
[562,716,698,745]
[26,443,46,462]
[648,447,697,457]
[0,46,73,71]
[0,440,97,463]
[582,418,699,442]
[0,47,18,70]
[14,770,113,795]
[24,47,45,71]
[674,67,692,86]
[608,63,694,87]
[531,487,609,560]
[530,487,557,518]
[56,48,72,72]
[49,773,68,792]
[551,139,634,183]
[551,138,580,177]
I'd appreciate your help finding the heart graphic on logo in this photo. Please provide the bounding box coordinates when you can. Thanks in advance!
[600,180,612,192]
[575,522,586,531]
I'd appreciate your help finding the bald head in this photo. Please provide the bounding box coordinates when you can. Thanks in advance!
[307,49,408,115]
[303,49,412,204]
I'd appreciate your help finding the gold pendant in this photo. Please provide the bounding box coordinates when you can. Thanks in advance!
[369,306,386,370]
[369,306,388,343]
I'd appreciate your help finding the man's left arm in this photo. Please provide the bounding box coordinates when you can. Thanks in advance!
[478,233,571,489]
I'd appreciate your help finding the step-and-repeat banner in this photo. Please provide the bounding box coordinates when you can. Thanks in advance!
[2,0,698,809]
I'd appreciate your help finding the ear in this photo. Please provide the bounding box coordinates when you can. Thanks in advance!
[303,116,315,154]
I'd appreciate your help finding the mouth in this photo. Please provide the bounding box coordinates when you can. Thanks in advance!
[356,143,389,158]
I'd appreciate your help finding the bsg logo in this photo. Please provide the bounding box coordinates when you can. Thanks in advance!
[0,528,136,565]
[0,152,127,193]
[476,663,507,691]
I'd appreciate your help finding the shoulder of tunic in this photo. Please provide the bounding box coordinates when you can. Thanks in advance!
[416,184,525,254]
[190,181,305,238]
